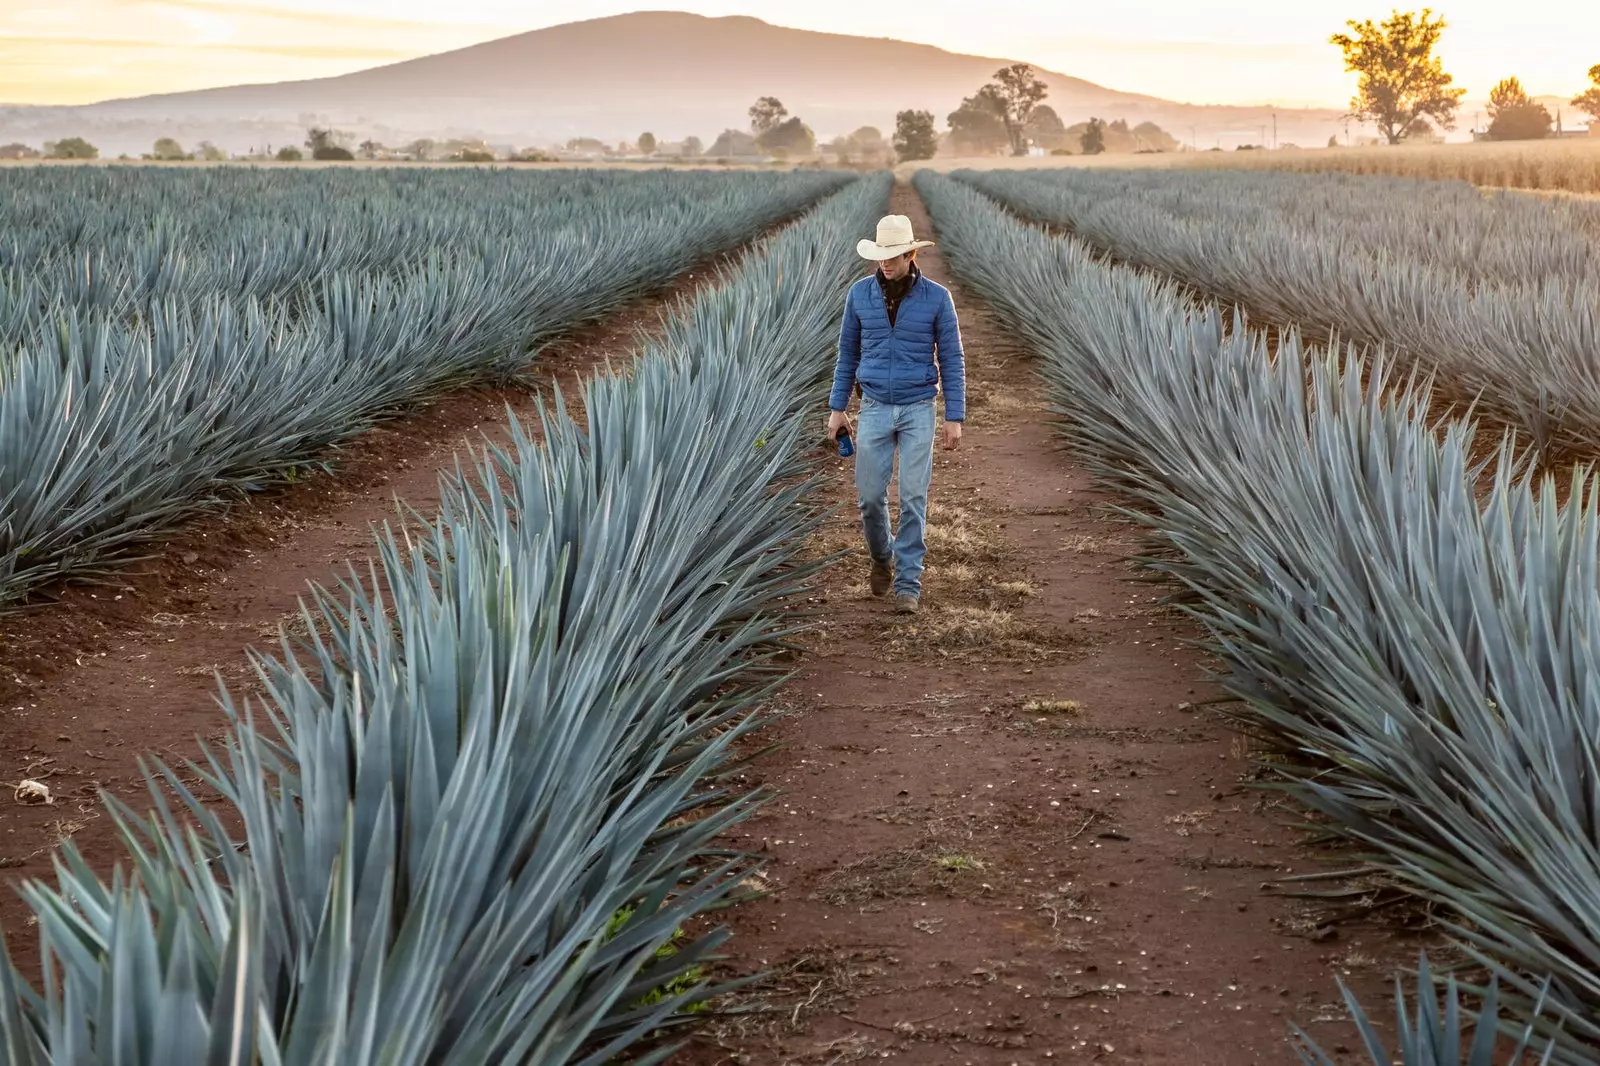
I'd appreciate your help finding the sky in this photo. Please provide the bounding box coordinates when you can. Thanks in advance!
[3,0,1596,111]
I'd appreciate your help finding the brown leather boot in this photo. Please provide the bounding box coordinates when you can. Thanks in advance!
[869,558,893,597]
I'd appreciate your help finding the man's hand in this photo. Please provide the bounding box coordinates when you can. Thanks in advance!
[943,421,963,451]
[827,409,849,440]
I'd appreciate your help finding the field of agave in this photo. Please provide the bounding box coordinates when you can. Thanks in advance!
[0,168,889,1061]
[957,166,1600,461]
[920,168,1599,1061]
[0,166,851,606]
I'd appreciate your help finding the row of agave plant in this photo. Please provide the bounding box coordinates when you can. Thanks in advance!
[954,166,1600,461]
[0,172,892,1063]
[0,168,834,328]
[0,168,851,606]
[915,169,1593,1063]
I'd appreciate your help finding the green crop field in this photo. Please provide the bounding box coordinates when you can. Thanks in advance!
[919,166,1600,1063]
[0,166,850,605]
[0,166,889,1063]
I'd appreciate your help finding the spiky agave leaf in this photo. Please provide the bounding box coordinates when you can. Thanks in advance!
[914,170,1600,1061]
[1292,955,1557,1066]
[951,165,1600,459]
[0,167,853,605]
[0,172,893,1064]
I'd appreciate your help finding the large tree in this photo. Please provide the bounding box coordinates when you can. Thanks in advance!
[44,137,97,159]
[1079,117,1107,156]
[637,132,657,155]
[988,63,1050,154]
[1486,76,1552,140]
[1574,64,1600,123]
[893,109,938,163]
[748,96,787,135]
[151,137,187,160]
[708,128,759,157]
[947,88,1009,155]
[1330,9,1465,144]
[680,135,703,157]
[756,116,814,156]
[1024,105,1069,151]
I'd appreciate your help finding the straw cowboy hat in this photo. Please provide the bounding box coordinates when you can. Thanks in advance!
[856,214,936,261]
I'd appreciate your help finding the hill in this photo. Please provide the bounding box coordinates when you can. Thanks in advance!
[0,11,1353,156]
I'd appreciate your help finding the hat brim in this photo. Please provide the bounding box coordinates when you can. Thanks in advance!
[856,238,936,261]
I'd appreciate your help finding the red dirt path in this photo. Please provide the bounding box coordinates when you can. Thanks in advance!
[674,182,1430,1066]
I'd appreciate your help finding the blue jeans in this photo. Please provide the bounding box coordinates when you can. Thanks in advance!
[855,397,936,597]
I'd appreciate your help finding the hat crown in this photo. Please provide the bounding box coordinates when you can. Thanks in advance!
[875,214,916,246]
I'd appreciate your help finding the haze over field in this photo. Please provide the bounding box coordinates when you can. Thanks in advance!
[1,3,1595,156]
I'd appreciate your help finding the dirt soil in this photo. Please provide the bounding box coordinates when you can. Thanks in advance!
[0,181,1441,1063]
[673,182,1438,1066]
[0,242,744,948]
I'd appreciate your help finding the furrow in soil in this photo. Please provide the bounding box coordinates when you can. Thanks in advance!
[677,181,1429,1066]
[0,225,776,945]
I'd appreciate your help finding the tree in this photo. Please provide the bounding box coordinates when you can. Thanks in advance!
[44,137,97,159]
[893,109,938,163]
[1080,117,1106,155]
[1573,64,1600,123]
[757,116,814,155]
[1330,9,1466,144]
[1024,105,1069,151]
[707,129,759,157]
[358,139,382,160]
[276,146,303,161]
[681,135,703,157]
[196,141,226,161]
[947,89,1009,155]
[748,96,787,135]
[1486,76,1552,140]
[151,137,187,160]
[1328,134,1342,148]
[0,143,39,160]
[987,63,1050,154]
[405,138,436,161]
[637,132,657,155]
[1131,120,1180,152]
[305,127,336,154]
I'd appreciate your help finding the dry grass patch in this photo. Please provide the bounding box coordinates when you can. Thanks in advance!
[1024,697,1081,715]
[924,503,1005,567]
[923,606,1024,647]
[883,604,1078,662]
[815,838,997,907]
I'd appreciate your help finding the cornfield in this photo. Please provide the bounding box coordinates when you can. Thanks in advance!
[0,167,851,606]
[952,166,1600,463]
[1182,138,1600,196]
[0,170,891,1062]
[916,168,1600,1061]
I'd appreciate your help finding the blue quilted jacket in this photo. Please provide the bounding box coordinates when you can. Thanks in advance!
[828,270,966,421]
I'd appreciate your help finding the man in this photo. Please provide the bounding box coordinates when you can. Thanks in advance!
[827,212,966,614]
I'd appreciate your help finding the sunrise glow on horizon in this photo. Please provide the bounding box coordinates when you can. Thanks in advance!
[3,0,1595,109]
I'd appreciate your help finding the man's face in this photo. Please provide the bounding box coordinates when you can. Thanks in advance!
[880,252,913,281]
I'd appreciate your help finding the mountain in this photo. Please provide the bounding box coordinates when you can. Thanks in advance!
[0,11,1352,156]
